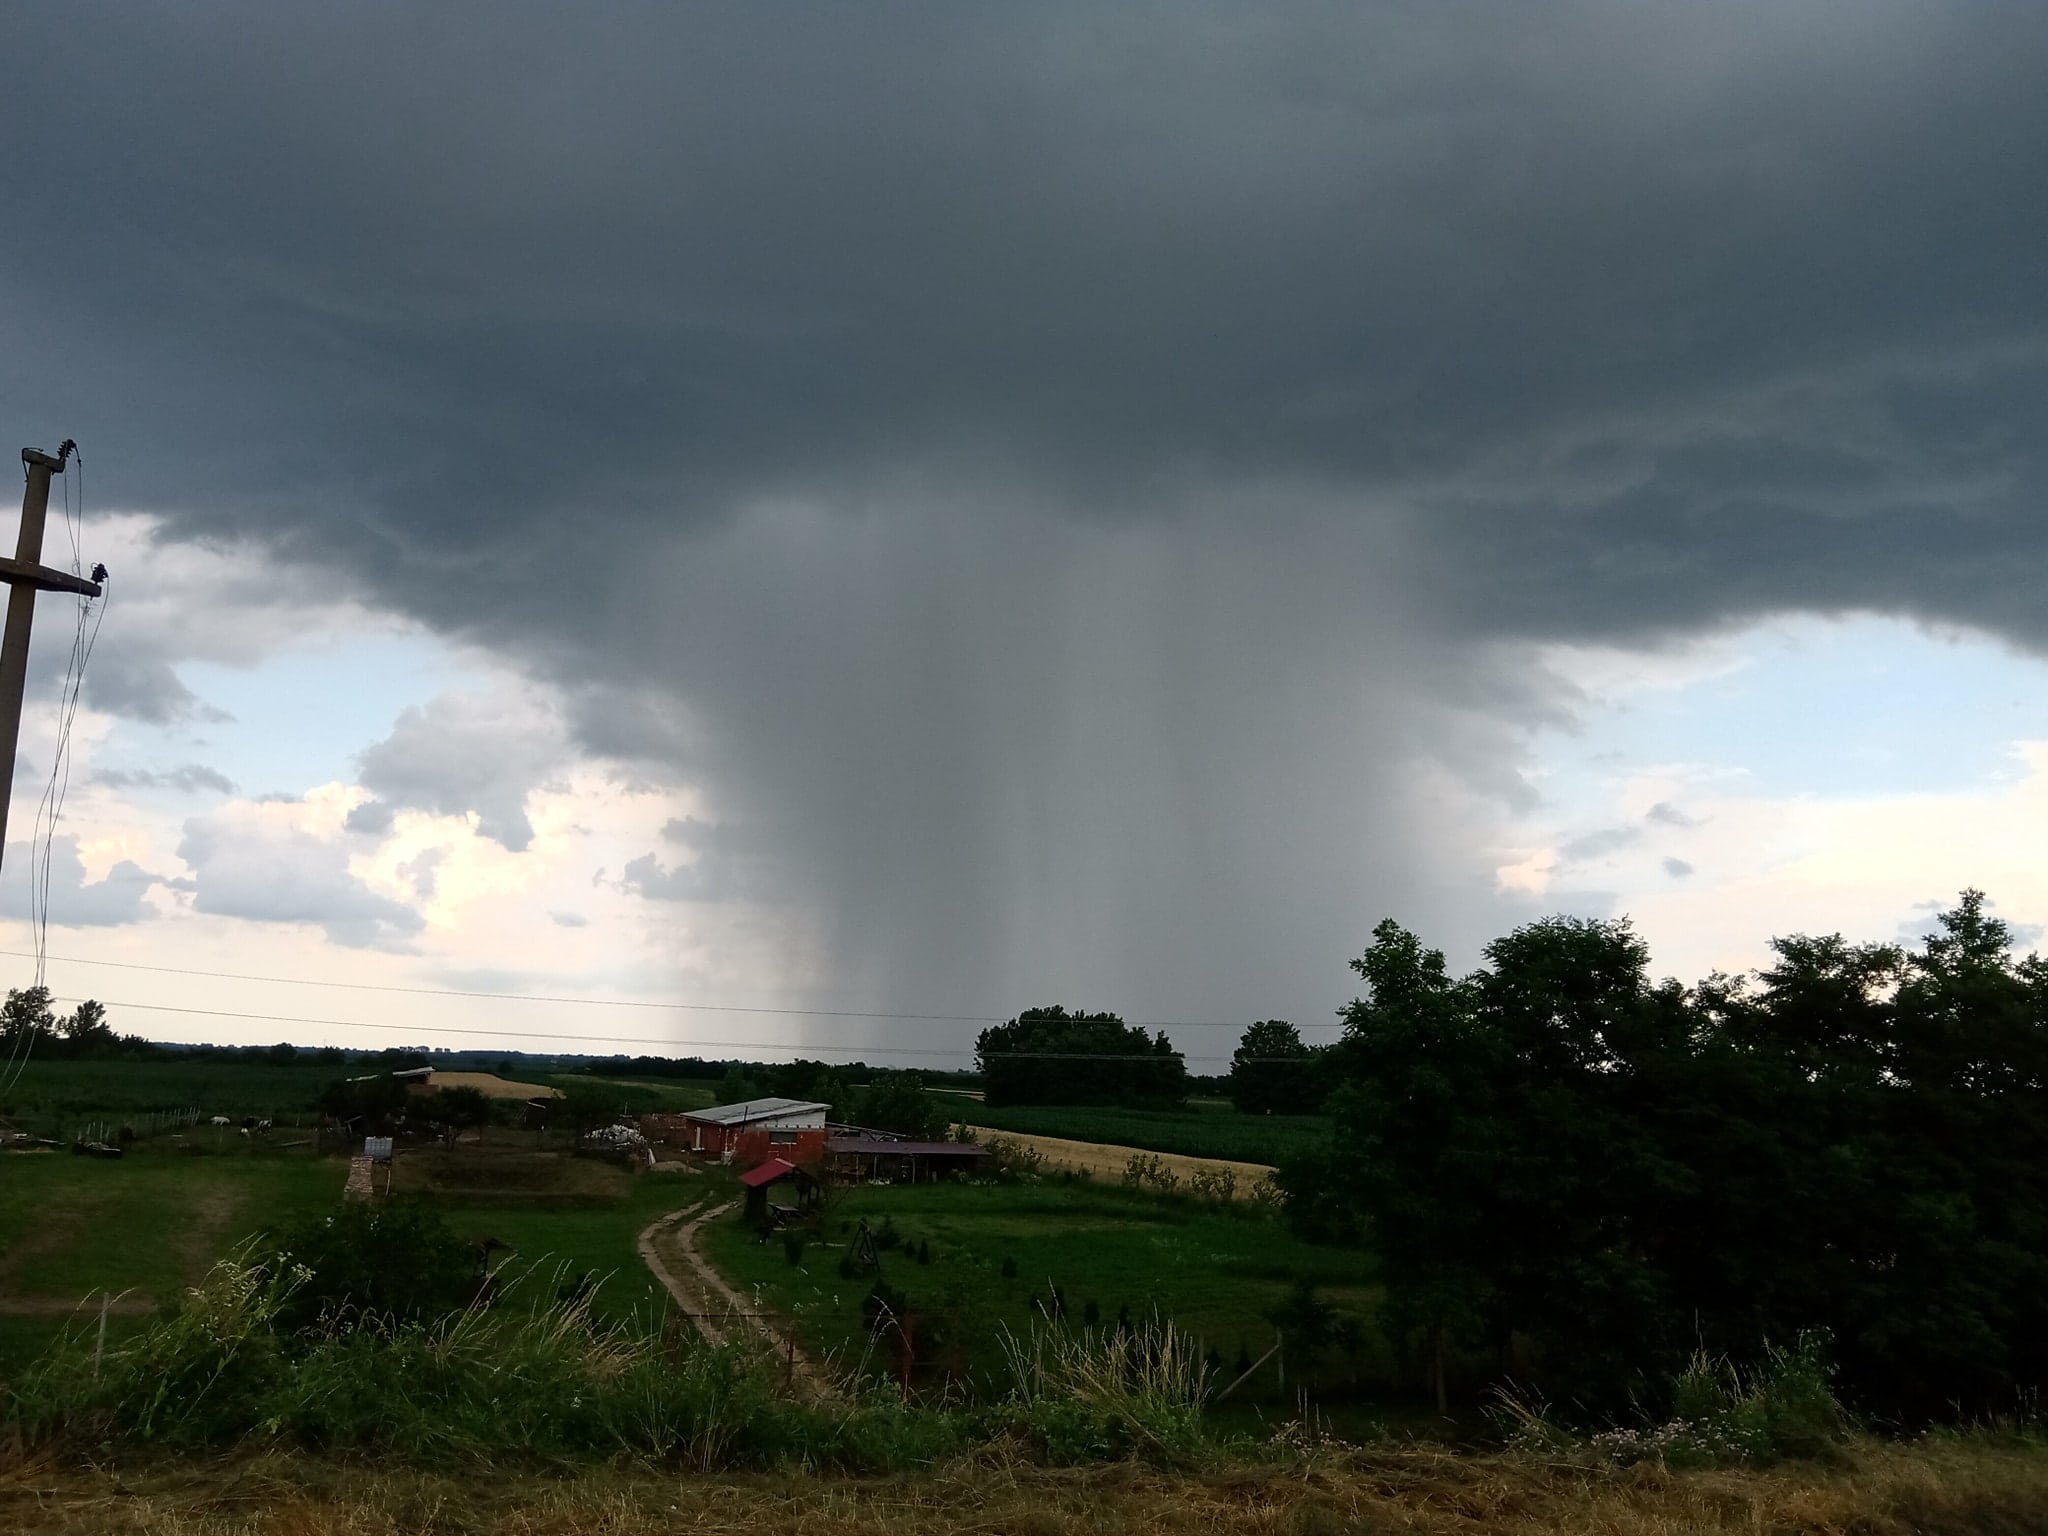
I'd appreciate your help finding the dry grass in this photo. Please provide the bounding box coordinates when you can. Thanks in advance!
[414,1072,561,1100]
[4,1438,2042,1536]
[958,1126,1275,1189]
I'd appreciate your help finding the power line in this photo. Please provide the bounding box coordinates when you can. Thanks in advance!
[43,994,1319,1065]
[5,949,1341,1031]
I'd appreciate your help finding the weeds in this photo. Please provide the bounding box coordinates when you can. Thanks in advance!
[1492,1332,1850,1470]
[999,1318,1210,1463]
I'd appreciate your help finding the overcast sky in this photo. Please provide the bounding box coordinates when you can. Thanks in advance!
[4,3,2047,1067]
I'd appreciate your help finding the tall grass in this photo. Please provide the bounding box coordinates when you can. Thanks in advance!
[3,1253,963,1470]
[999,1319,1210,1462]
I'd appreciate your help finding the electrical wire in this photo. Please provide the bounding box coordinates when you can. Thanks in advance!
[1,948,1341,1031]
[41,993,1320,1065]
[1,445,108,1097]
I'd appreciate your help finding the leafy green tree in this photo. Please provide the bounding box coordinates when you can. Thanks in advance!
[849,1072,950,1139]
[429,1084,493,1145]
[557,1082,626,1137]
[975,1006,1187,1107]
[1226,1019,1322,1114]
[59,998,113,1050]
[1301,893,2048,1423]
[1,985,57,1051]
[1298,920,1499,1412]
[316,1072,411,1129]
[716,1065,767,1105]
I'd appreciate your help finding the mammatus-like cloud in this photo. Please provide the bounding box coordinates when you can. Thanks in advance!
[5,4,2046,1018]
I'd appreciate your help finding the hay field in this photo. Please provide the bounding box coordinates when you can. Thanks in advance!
[959,1123,1275,1190]
[423,1070,560,1099]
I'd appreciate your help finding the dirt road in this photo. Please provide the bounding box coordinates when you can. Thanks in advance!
[636,1201,838,1400]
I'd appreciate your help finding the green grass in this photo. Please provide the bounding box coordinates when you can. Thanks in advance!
[0,1143,343,1376]
[0,1121,717,1379]
[434,1168,709,1323]
[945,1099,1333,1166]
[697,1177,1377,1400]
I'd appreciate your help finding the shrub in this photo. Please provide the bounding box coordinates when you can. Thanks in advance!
[1121,1153,1181,1195]
[265,1199,481,1331]
[1187,1165,1237,1203]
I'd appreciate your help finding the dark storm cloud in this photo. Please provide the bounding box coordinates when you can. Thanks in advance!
[6,3,2047,1019]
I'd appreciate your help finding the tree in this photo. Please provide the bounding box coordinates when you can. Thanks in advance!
[848,1072,950,1139]
[1300,919,1500,1413]
[975,1006,1187,1107]
[717,1065,767,1105]
[1297,894,2048,1423]
[557,1082,626,1138]
[1,985,57,1051]
[316,1072,411,1130]
[1226,1019,1322,1114]
[57,999,114,1055]
[429,1084,493,1146]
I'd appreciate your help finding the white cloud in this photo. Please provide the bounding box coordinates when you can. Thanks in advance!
[355,686,570,852]
[176,788,424,950]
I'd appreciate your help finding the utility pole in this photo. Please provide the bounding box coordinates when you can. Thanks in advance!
[0,445,102,872]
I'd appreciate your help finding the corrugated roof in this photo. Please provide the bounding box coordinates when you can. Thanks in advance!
[825,1137,990,1157]
[738,1157,800,1187]
[687,1096,829,1126]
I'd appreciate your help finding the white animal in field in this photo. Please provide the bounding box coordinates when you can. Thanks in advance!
[209,1116,231,1127]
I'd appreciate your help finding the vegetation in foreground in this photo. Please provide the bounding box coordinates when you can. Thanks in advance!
[5,1437,2045,1536]
[1286,890,2048,1424]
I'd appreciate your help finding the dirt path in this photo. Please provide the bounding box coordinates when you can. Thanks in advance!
[637,1201,838,1401]
[957,1125,1276,1191]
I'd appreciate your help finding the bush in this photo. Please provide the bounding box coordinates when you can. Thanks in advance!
[266,1199,481,1331]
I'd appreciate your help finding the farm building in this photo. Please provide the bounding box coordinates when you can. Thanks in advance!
[641,1096,831,1163]
[738,1156,822,1221]
[824,1135,990,1184]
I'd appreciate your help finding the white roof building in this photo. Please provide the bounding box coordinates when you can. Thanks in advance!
[684,1096,828,1127]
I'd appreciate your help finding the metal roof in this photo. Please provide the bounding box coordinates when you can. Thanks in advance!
[737,1157,801,1187]
[687,1096,829,1126]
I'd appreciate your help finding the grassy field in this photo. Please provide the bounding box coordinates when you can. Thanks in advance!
[698,1177,1376,1400]
[948,1099,1333,1167]
[0,1125,713,1379]
[0,1143,342,1375]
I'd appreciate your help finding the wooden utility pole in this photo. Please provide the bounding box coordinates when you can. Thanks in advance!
[0,445,103,872]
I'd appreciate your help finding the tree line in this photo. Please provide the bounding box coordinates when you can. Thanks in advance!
[1284,890,2045,1421]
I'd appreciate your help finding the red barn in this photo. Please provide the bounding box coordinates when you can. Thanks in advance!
[642,1096,831,1165]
